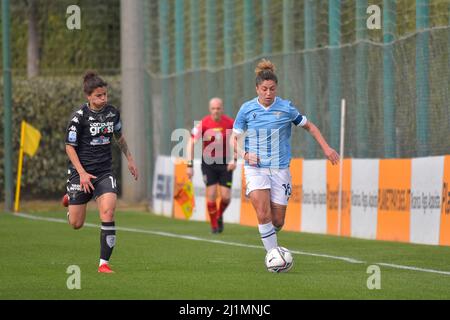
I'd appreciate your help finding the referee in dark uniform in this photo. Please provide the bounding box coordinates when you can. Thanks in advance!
[186,98,236,234]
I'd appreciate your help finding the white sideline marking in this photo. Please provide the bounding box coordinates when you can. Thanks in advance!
[14,213,450,276]
[376,263,450,276]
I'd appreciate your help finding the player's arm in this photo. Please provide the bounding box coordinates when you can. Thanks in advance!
[114,131,138,180]
[289,101,339,165]
[302,121,340,165]
[65,145,97,193]
[186,135,196,179]
[186,135,195,166]
[65,112,97,193]
[230,131,259,167]
[186,123,202,179]
[231,107,259,166]
[226,130,238,172]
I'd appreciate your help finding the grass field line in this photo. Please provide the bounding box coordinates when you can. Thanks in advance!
[14,212,450,276]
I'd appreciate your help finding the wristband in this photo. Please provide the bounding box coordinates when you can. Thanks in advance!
[187,160,193,168]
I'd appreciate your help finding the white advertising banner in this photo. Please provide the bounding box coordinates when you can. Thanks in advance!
[350,159,379,240]
[152,155,175,217]
[301,160,327,234]
[410,156,444,245]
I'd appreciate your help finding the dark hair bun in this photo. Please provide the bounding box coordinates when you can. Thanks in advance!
[255,59,276,76]
[83,70,107,95]
[83,71,98,82]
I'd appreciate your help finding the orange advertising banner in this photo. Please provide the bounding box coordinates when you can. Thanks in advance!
[376,159,412,242]
[439,156,450,245]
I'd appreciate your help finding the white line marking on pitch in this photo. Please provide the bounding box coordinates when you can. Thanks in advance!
[14,212,450,276]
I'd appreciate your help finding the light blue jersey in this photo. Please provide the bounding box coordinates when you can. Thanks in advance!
[233,97,307,169]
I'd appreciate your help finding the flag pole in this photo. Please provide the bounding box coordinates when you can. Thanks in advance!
[14,121,25,213]
[337,99,346,236]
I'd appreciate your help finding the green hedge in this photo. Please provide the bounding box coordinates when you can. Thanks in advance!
[0,76,121,200]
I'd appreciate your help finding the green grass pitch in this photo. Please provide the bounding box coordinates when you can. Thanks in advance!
[1,209,450,300]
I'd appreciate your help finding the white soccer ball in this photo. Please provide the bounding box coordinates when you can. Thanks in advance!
[265,246,294,273]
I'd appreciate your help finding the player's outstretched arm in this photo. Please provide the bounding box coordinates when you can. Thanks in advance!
[114,132,138,180]
[302,121,340,165]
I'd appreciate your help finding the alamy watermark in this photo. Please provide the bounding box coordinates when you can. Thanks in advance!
[367,5,382,30]
[66,5,81,30]
[366,265,381,290]
[170,125,282,167]
[66,265,81,290]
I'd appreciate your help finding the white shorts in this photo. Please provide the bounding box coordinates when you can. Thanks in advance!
[244,166,292,206]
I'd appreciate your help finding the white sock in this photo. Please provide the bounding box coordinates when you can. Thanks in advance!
[258,222,278,252]
[99,259,109,266]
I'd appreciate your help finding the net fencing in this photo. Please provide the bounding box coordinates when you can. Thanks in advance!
[143,0,450,160]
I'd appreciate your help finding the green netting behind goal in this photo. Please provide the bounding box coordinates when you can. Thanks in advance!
[143,0,450,160]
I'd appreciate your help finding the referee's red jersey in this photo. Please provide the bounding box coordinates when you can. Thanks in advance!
[191,115,234,164]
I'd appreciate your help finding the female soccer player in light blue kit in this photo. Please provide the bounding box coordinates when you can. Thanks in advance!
[231,59,339,253]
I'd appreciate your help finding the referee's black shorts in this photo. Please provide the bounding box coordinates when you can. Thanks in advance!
[201,163,233,188]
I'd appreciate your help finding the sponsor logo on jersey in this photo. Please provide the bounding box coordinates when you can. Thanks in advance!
[69,125,77,132]
[88,116,96,121]
[71,117,80,124]
[106,112,116,119]
[90,136,111,145]
[68,184,81,191]
[252,113,257,119]
[68,131,77,143]
[76,110,83,115]
[89,121,114,135]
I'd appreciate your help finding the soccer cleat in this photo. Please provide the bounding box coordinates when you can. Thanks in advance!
[211,227,219,234]
[217,216,224,233]
[62,194,69,207]
[98,263,114,273]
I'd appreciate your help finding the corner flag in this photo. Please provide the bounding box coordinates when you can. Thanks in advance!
[22,121,41,157]
[14,121,41,212]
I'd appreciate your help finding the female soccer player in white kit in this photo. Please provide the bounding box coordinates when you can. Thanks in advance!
[231,59,339,253]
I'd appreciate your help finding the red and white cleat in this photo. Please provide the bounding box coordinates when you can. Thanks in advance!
[98,263,114,274]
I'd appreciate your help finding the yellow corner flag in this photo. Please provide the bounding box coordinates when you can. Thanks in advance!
[14,121,41,212]
[23,121,41,157]
[174,180,195,219]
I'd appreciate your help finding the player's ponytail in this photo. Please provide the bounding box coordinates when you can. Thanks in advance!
[255,59,278,86]
[83,71,107,95]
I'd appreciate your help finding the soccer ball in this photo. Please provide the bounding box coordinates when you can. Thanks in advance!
[265,246,294,273]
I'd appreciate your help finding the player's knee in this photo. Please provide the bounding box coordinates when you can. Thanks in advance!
[273,223,284,232]
[71,221,84,230]
[101,208,115,220]
[257,207,271,220]
[221,197,231,205]
[272,217,285,231]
